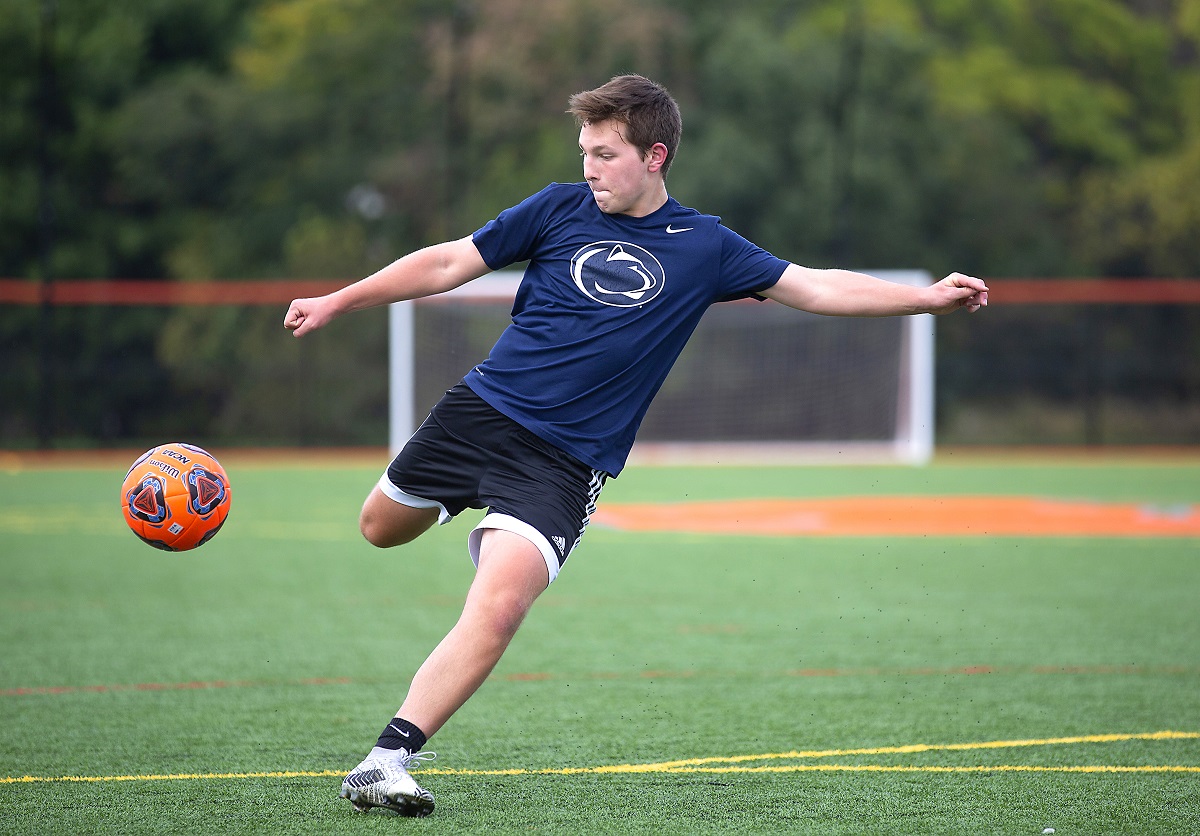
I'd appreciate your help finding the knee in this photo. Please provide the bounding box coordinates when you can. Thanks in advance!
[358,505,423,549]
[358,514,412,549]
[357,488,439,548]
[359,514,395,548]
[470,589,535,644]
[490,597,530,641]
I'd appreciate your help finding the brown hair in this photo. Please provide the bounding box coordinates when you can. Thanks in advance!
[568,74,682,178]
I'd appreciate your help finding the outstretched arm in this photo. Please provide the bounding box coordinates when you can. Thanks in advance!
[283,236,491,338]
[761,264,988,316]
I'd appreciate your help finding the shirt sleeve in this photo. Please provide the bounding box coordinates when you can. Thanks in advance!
[472,184,565,271]
[715,224,789,302]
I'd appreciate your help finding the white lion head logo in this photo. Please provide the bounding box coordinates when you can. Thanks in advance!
[570,241,666,307]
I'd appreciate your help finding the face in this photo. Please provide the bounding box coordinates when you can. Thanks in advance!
[578,119,668,217]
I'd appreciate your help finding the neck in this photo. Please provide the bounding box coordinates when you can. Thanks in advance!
[622,183,669,218]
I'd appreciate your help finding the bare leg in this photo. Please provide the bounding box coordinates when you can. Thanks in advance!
[342,492,547,816]
[396,528,548,736]
[359,485,440,547]
[357,487,549,737]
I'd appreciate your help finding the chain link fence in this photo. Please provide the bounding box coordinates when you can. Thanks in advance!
[2,280,1197,450]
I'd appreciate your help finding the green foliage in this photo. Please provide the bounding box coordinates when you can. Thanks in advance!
[1076,139,1200,276]
[4,0,1198,281]
[3,0,1200,447]
[0,0,256,279]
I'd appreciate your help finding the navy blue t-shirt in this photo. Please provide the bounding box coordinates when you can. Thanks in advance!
[466,182,788,476]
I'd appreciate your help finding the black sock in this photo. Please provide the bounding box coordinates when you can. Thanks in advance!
[376,717,427,753]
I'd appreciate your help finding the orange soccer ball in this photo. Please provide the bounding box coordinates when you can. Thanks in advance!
[120,443,232,551]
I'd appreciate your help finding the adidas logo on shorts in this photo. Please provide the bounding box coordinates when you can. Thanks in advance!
[552,536,567,554]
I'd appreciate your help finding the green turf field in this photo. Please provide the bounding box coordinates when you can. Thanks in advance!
[1,456,1198,834]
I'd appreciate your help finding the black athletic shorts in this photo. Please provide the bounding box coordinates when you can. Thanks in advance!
[378,383,608,583]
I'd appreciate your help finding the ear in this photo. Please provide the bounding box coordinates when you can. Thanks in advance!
[646,142,669,173]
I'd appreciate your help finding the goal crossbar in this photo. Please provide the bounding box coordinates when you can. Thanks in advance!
[390,270,933,465]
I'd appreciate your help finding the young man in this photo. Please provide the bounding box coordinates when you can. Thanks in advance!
[283,74,987,817]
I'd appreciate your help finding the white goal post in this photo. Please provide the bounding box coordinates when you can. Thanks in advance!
[390,270,934,465]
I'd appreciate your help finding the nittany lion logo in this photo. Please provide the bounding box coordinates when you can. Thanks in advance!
[570,241,665,307]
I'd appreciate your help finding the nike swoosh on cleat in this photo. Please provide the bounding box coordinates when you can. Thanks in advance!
[665,225,693,233]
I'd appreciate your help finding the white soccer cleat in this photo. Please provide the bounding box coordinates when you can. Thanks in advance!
[339,749,436,817]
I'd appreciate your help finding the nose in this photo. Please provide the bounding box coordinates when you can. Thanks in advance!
[582,155,598,182]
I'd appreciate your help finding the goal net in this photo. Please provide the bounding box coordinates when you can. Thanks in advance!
[390,270,934,465]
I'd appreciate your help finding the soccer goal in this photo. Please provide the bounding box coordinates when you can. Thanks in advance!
[389,270,934,465]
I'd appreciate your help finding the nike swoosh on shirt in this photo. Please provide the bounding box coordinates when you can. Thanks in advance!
[665,225,693,233]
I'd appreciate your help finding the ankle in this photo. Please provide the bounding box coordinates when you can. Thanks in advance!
[375,716,428,753]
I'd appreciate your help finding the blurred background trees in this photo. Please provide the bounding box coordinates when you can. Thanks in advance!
[8,0,1200,282]
[3,0,1199,447]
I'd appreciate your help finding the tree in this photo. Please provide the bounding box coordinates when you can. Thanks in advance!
[665,0,1190,277]
[1072,0,1200,276]
[0,0,258,280]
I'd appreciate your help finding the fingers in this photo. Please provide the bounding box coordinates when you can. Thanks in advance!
[945,273,988,313]
[946,271,988,292]
[284,296,339,335]
[925,274,988,315]
[283,301,308,335]
[958,292,985,313]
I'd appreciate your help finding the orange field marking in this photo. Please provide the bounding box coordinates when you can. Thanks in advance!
[592,496,1200,537]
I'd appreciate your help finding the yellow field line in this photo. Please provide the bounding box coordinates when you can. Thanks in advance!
[7,765,1197,784]
[606,730,1200,771]
[2,770,345,784]
[4,730,1196,785]
[433,764,1199,776]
